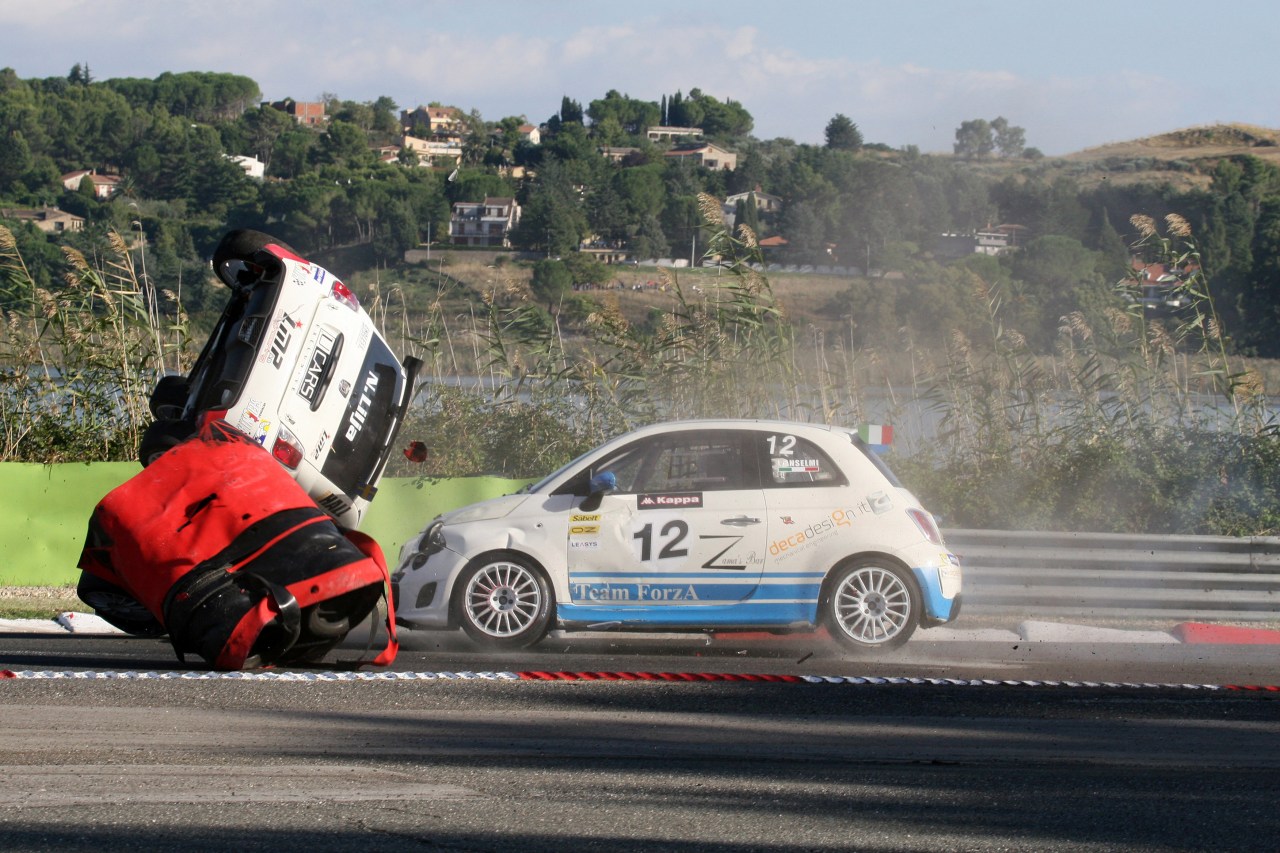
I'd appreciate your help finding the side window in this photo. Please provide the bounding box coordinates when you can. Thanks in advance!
[581,432,753,494]
[761,433,845,487]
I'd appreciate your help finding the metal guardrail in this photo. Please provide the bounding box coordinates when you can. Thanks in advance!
[943,528,1280,622]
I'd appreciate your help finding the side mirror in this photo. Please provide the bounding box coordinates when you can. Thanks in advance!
[580,471,617,512]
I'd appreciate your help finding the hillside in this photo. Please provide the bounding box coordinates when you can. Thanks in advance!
[1028,122,1280,190]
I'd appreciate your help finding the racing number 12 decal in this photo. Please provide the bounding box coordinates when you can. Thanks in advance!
[634,521,746,570]
[634,520,688,561]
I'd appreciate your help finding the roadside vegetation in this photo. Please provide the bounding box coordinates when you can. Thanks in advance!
[4,198,1280,537]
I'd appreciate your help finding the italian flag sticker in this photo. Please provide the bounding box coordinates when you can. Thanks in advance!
[858,424,893,452]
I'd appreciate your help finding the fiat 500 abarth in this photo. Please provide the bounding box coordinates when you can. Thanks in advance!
[141,229,421,529]
[392,419,962,651]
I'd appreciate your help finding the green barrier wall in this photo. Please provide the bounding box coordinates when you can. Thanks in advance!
[5,463,528,587]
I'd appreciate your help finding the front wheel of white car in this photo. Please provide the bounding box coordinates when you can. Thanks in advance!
[822,559,920,651]
[455,555,553,649]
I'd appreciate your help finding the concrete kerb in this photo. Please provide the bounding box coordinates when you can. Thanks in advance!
[5,613,1280,644]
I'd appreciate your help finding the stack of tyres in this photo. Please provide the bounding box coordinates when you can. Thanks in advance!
[78,421,397,670]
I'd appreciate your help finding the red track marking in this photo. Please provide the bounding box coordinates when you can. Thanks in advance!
[1172,623,1280,645]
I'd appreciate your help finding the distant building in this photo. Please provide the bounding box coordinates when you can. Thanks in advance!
[646,126,703,143]
[0,206,85,233]
[268,99,326,126]
[227,155,265,180]
[934,224,1024,260]
[599,146,641,164]
[61,169,120,199]
[450,197,521,247]
[402,105,464,136]
[663,141,737,171]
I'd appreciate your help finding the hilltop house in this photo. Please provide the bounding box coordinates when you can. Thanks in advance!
[268,99,326,126]
[61,169,120,199]
[663,141,737,171]
[402,105,465,137]
[450,197,521,248]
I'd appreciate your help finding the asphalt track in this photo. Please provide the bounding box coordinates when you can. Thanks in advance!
[2,623,1278,851]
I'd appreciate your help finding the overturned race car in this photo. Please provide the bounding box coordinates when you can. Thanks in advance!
[76,231,419,668]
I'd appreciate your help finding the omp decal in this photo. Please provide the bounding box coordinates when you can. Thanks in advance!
[638,492,702,509]
[265,310,303,368]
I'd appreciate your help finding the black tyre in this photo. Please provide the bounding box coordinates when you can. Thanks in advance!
[148,374,189,420]
[139,419,194,467]
[76,572,166,638]
[454,555,553,649]
[821,558,920,651]
[212,229,299,288]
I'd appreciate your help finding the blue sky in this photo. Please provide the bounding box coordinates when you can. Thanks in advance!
[1,0,1276,155]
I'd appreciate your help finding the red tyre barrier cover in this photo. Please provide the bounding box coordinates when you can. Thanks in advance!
[78,421,397,670]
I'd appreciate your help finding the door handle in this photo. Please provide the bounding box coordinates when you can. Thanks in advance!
[721,516,761,526]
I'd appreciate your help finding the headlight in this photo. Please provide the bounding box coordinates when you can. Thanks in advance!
[407,519,446,570]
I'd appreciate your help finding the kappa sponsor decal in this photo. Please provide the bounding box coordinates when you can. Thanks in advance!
[637,492,703,510]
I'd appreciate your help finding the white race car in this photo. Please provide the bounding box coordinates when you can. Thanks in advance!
[392,419,961,651]
[141,230,421,529]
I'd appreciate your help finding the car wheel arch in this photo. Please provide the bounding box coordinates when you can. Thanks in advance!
[448,549,558,639]
[818,552,923,651]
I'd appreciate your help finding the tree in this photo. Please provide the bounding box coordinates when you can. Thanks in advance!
[953,119,994,159]
[530,259,573,306]
[824,114,863,151]
[992,117,1026,159]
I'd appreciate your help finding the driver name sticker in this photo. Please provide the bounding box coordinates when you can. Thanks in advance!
[773,457,821,474]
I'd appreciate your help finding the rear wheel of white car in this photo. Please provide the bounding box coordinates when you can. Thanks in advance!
[822,559,920,651]
[455,555,553,649]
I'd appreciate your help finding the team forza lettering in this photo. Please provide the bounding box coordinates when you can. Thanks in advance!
[344,369,379,441]
[571,583,700,602]
[637,492,703,509]
[268,312,301,368]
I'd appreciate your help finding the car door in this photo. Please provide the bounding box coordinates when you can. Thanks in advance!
[564,429,767,614]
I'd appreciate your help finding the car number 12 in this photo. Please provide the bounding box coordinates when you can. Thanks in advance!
[634,520,689,561]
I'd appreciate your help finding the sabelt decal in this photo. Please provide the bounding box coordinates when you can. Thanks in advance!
[568,512,602,549]
[638,492,703,510]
